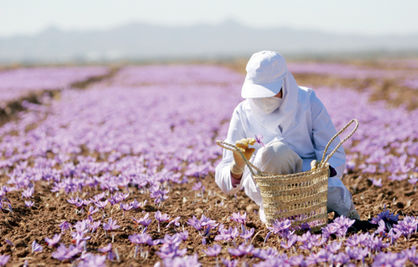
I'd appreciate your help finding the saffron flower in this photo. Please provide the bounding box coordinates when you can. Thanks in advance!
[59,221,72,232]
[267,218,292,238]
[162,254,201,267]
[132,213,152,228]
[368,178,382,187]
[230,212,247,225]
[128,233,154,246]
[203,244,221,257]
[31,240,43,253]
[52,244,82,261]
[255,135,265,147]
[78,253,106,267]
[371,208,399,224]
[0,255,10,266]
[45,234,62,247]
[372,252,407,267]
[155,211,170,232]
[103,218,120,231]
[228,243,255,257]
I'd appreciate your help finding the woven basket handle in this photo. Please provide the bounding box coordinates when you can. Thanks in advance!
[319,119,359,168]
[215,140,263,176]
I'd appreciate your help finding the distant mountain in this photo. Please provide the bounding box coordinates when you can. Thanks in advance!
[1,20,417,63]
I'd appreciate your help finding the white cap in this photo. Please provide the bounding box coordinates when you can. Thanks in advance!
[241,51,287,98]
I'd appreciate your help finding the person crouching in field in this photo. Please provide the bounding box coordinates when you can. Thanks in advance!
[215,50,360,224]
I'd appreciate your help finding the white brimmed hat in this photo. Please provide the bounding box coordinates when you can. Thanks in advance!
[241,51,288,98]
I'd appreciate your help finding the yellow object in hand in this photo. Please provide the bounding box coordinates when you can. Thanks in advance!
[231,138,256,175]
[235,138,256,152]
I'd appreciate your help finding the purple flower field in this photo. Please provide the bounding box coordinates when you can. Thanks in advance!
[0,66,109,107]
[0,62,416,266]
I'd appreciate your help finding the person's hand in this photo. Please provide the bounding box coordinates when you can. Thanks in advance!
[230,138,256,175]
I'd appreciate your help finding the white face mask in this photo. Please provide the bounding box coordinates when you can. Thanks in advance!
[248,97,283,114]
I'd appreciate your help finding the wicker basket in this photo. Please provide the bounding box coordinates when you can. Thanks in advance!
[217,119,358,228]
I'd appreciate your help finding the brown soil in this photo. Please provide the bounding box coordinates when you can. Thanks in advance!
[0,167,416,266]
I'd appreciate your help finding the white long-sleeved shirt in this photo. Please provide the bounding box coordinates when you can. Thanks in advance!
[215,86,352,212]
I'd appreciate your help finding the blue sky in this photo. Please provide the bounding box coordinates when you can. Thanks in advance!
[2,0,418,37]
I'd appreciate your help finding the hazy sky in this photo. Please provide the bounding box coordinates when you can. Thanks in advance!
[2,0,418,37]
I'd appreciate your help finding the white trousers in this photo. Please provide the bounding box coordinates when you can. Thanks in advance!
[246,140,354,223]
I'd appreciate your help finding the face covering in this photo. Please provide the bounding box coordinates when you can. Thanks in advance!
[248,96,283,114]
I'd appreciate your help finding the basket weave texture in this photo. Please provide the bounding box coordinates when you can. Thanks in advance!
[217,119,358,228]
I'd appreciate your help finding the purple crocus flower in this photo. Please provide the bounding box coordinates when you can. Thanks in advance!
[215,226,239,241]
[59,221,71,232]
[71,231,91,246]
[89,220,101,233]
[31,240,43,253]
[230,212,247,225]
[0,255,10,267]
[192,181,204,192]
[162,254,201,267]
[98,243,112,254]
[253,255,289,267]
[255,135,265,147]
[132,213,152,228]
[74,220,90,233]
[222,258,239,267]
[267,218,292,239]
[129,233,154,258]
[326,241,342,254]
[394,216,418,238]
[401,246,418,265]
[333,252,350,265]
[252,247,279,260]
[161,233,183,247]
[120,203,133,213]
[323,216,355,239]
[345,246,369,261]
[187,214,218,235]
[157,243,187,259]
[203,244,221,257]
[95,200,108,209]
[103,218,120,231]
[288,255,305,266]
[305,249,330,265]
[240,227,255,241]
[129,199,143,209]
[228,243,255,257]
[52,244,82,261]
[280,234,298,249]
[155,211,170,232]
[372,252,407,267]
[87,206,99,216]
[388,227,402,244]
[155,211,170,223]
[24,200,34,207]
[129,233,154,246]
[166,216,181,228]
[368,178,382,187]
[22,186,34,198]
[187,216,201,230]
[45,234,61,247]
[91,192,107,202]
[375,219,386,236]
[177,230,189,242]
[78,253,106,267]
[371,208,399,224]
